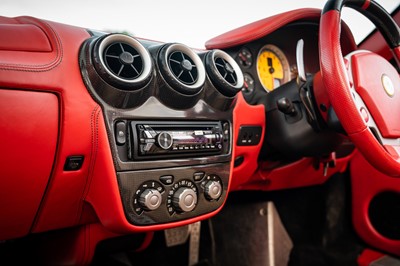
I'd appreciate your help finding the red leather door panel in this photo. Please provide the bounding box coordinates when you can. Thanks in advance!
[0,89,58,240]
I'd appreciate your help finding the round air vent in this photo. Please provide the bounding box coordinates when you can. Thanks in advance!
[205,49,244,97]
[158,43,206,95]
[92,34,152,90]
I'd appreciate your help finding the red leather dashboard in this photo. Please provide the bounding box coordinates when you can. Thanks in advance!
[0,16,98,238]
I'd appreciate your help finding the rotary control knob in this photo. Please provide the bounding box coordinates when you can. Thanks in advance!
[172,187,197,212]
[157,131,173,150]
[139,189,162,211]
[204,181,222,200]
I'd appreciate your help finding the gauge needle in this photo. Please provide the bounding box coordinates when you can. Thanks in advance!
[267,57,275,74]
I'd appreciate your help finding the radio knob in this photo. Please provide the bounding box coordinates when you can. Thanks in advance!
[172,187,197,212]
[157,132,173,150]
[139,189,162,211]
[204,181,222,200]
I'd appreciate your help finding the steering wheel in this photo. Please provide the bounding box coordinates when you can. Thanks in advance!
[320,0,400,176]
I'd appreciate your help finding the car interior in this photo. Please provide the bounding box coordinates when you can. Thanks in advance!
[1,0,400,265]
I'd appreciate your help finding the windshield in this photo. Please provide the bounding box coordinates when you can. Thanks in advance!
[1,0,399,48]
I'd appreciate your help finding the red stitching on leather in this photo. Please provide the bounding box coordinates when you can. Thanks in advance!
[206,9,321,49]
[0,16,63,72]
[76,105,100,224]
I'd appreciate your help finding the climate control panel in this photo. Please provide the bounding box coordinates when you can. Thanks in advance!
[117,163,229,225]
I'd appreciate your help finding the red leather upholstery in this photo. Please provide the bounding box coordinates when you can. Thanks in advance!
[0,17,62,72]
[0,24,51,52]
[205,8,356,52]
[0,16,99,235]
[352,52,400,138]
[230,93,265,190]
[206,9,322,49]
[0,89,58,240]
[351,152,400,256]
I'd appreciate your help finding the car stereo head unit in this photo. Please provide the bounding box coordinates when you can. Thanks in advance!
[131,121,230,160]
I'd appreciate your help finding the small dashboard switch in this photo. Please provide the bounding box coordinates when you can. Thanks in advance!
[115,121,126,145]
[64,156,84,171]
[193,172,205,182]
[237,126,262,146]
[160,175,174,185]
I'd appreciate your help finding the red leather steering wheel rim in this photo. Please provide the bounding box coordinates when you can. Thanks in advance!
[320,0,400,176]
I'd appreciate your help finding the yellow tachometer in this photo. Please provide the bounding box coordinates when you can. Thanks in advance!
[257,44,290,92]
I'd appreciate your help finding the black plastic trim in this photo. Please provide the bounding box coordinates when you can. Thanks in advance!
[118,163,230,225]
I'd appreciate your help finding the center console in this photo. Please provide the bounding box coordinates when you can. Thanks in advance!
[79,33,244,226]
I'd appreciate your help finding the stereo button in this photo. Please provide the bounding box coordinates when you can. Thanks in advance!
[115,121,126,145]
[143,143,153,152]
[160,175,174,185]
[144,130,153,139]
[193,172,205,182]
[157,132,173,150]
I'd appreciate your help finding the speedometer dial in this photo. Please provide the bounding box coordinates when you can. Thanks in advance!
[256,44,290,92]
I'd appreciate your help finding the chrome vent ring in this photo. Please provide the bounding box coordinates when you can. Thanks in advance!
[206,49,244,97]
[93,34,152,90]
[158,43,206,95]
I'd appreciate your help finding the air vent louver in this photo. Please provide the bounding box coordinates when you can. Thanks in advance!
[158,43,206,95]
[168,51,198,85]
[103,42,143,80]
[205,50,244,97]
[214,57,238,85]
[92,34,152,90]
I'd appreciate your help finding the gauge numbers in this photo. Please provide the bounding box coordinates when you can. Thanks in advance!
[257,44,290,92]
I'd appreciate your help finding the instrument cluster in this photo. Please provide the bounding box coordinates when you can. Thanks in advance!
[224,22,321,104]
